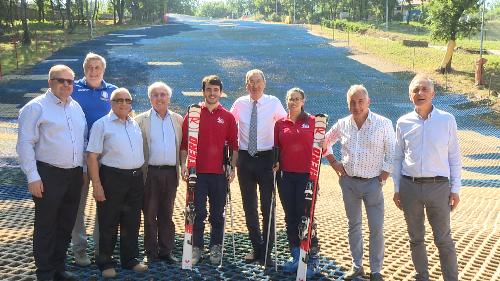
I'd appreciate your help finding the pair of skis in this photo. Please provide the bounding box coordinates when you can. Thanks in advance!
[295,113,328,281]
[181,104,201,270]
[181,104,236,270]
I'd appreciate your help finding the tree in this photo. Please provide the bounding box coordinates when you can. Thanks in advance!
[427,0,482,73]
[36,0,46,21]
[21,0,31,44]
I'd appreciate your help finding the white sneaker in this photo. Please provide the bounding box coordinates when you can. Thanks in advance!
[192,247,202,265]
[209,245,222,265]
[102,268,117,278]
[132,263,148,272]
[74,250,91,267]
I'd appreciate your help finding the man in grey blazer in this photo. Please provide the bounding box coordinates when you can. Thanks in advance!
[135,82,183,264]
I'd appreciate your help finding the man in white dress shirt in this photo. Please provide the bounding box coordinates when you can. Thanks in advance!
[230,69,287,265]
[323,85,395,281]
[135,82,183,264]
[87,88,147,278]
[17,64,86,281]
[392,74,461,281]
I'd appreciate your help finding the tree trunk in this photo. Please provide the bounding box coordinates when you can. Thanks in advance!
[50,0,56,21]
[66,0,74,32]
[438,40,456,74]
[21,0,31,44]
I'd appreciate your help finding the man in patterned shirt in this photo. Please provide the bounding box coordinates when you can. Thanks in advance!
[323,85,395,281]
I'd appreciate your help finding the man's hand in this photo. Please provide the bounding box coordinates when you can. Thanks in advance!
[28,180,44,198]
[272,162,280,173]
[393,192,402,210]
[93,182,106,202]
[378,171,389,186]
[449,192,460,211]
[330,161,347,177]
[181,165,189,181]
[228,169,236,183]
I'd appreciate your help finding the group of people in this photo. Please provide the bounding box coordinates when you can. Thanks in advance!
[17,52,462,281]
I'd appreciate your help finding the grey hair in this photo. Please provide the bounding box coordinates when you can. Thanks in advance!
[148,82,173,99]
[409,74,435,93]
[346,84,369,103]
[245,69,266,85]
[110,87,132,101]
[83,52,106,70]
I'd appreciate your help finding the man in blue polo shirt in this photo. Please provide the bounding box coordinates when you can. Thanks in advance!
[71,52,117,266]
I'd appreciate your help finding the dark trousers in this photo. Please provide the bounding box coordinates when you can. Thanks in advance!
[143,166,178,258]
[277,171,319,250]
[237,150,275,258]
[33,162,82,280]
[97,166,144,271]
[193,173,228,249]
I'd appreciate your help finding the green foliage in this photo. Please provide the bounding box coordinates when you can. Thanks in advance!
[195,1,231,18]
[322,19,374,33]
[427,0,481,41]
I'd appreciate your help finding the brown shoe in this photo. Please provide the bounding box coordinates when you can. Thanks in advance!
[132,263,148,273]
[102,268,117,278]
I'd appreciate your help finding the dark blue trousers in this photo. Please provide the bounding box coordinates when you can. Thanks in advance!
[193,173,228,249]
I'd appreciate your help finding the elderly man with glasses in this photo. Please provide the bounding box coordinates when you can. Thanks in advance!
[87,88,147,278]
[134,82,183,265]
[17,65,87,281]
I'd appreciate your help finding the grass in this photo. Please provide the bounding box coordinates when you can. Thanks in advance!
[310,22,500,102]
[0,20,147,76]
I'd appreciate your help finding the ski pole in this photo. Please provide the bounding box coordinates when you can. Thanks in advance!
[264,147,280,269]
[228,188,236,258]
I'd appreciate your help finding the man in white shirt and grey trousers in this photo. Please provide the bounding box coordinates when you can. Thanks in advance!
[323,85,395,281]
[393,74,461,281]
[17,65,87,281]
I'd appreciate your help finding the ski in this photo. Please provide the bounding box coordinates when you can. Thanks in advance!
[182,104,202,270]
[296,114,328,281]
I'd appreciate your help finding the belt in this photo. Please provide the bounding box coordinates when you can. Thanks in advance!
[350,176,372,181]
[241,149,272,158]
[36,161,81,171]
[101,165,142,177]
[402,175,448,183]
[149,164,176,170]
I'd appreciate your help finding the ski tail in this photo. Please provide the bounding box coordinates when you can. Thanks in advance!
[296,113,328,281]
[182,104,201,270]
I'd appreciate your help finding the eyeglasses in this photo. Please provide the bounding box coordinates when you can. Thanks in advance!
[50,78,74,85]
[288,97,303,102]
[112,98,133,104]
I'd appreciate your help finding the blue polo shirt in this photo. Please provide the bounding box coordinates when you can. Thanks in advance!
[72,78,117,130]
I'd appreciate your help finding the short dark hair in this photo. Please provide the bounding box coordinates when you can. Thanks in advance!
[202,75,223,92]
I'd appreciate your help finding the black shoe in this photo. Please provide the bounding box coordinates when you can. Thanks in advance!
[370,272,384,281]
[159,253,179,264]
[259,255,275,268]
[54,271,78,281]
[344,266,364,280]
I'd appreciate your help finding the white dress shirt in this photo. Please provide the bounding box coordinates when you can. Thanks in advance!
[148,110,176,166]
[17,90,87,183]
[324,110,395,179]
[393,107,462,193]
[87,111,144,169]
[230,94,287,151]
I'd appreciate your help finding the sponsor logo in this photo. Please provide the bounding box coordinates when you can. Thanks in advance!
[100,91,109,101]
[217,117,224,124]
[301,123,310,129]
